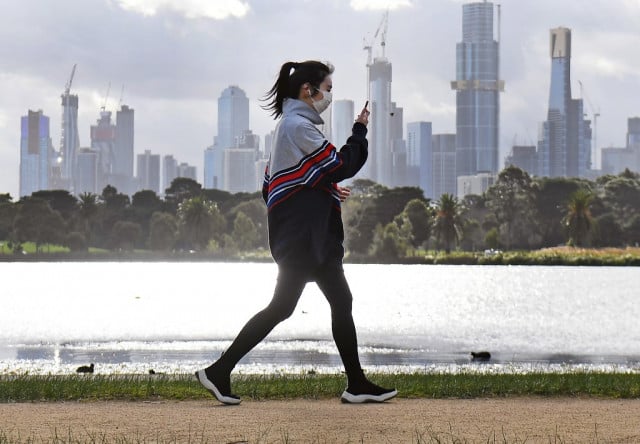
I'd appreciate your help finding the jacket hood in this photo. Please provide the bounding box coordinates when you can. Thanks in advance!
[283,98,324,125]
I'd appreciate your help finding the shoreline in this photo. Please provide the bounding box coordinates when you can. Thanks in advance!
[2,248,640,266]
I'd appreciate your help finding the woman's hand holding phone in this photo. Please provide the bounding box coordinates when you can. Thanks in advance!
[356,100,370,126]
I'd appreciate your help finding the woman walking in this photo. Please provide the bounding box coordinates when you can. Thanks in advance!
[196,60,397,405]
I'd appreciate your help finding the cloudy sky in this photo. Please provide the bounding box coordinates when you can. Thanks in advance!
[1,0,639,198]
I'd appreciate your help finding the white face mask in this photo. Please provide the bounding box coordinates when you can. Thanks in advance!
[311,89,332,114]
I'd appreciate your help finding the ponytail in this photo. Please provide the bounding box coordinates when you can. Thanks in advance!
[262,60,334,119]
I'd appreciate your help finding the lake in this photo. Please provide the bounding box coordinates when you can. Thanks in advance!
[1,262,639,375]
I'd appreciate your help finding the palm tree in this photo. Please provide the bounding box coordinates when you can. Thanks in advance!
[434,194,464,253]
[563,189,594,247]
[177,196,224,251]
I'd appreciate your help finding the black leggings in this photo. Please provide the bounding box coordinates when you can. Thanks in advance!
[215,265,365,382]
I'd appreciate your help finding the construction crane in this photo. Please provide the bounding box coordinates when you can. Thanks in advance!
[578,80,600,168]
[60,64,78,175]
[363,11,389,101]
[118,84,125,108]
[101,81,111,112]
[363,10,389,65]
[64,64,77,95]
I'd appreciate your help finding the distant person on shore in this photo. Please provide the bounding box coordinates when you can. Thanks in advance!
[196,60,397,405]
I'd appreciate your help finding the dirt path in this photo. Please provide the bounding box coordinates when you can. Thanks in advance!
[1,398,640,443]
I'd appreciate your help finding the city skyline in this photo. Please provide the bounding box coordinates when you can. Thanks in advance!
[1,0,639,198]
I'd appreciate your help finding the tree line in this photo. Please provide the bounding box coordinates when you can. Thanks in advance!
[1,167,639,258]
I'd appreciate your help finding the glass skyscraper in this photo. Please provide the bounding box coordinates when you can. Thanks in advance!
[452,1,503,178]
[60,92,79,190]
[538,28,591,178]
[406,121,432,197]
[367,57,393,186]
[20,110,52,197]
[213,85,250,190]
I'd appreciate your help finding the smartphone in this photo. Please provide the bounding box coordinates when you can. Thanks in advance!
[364,100,369,109]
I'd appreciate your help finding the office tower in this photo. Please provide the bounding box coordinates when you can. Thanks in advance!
[60,65,79,191]
[628,117,640,148]
[390,102,407,187]
[457,172,495,199]
[75,148,99,194]
[20,110,53,197]
[224,149,257,193]
[505,145,538,176]
[452,1,504,178]
[432,134,457,199]
[538,27,592,178]
[223,130,259,193]
[367,57,393,186]
[406,122,433,197]
[602,117,640,174]
[263,130,275,158]
[136,150,161,194]
[630,117,640,174]
[111,105,135,194]
[163,155,178,192]
[177,163,197,181]
[204,145,216,188]
[214,85,250,189]
[332,100,354,148]
[90,110,116,191]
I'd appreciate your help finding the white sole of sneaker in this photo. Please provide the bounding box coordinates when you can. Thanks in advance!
[195,370,241,405]
[340,389,398,404]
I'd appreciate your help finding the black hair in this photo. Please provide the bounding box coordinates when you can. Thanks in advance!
[262,60,334,119]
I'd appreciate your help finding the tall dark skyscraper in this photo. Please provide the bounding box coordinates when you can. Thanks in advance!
[538,28,591,178]
[452,1,504,178]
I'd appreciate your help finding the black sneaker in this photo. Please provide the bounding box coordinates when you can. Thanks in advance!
[341,380,398,404]
[195,369,241,405]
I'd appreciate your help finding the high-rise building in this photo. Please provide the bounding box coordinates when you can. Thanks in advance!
[432,134,457,199]
[60,91,79,191]
[628,117,640,148]
[111,105,135,195]
[332,100,354,149]
[390,102,407,187]
[367,57,393,186]
[136,150,161,194]
[75,148,99,194]
[457,172,496,199]
[263,130,275,158]
[538,27,592,178]
[163,155,178,192]
[204,145,216,189]
[224,148,258,193]
[505,145,538,176]
[406,122,433,197]
[452,1,504,178]
[20,110,53,197]
[214,86,250,189]
[177,163,197,181]
[223,130,259,193]
[602,117,640,174]
[90,110,116,192]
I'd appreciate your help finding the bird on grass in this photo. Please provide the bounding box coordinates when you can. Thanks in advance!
[470,351,491,362]
[76,363,94,373]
